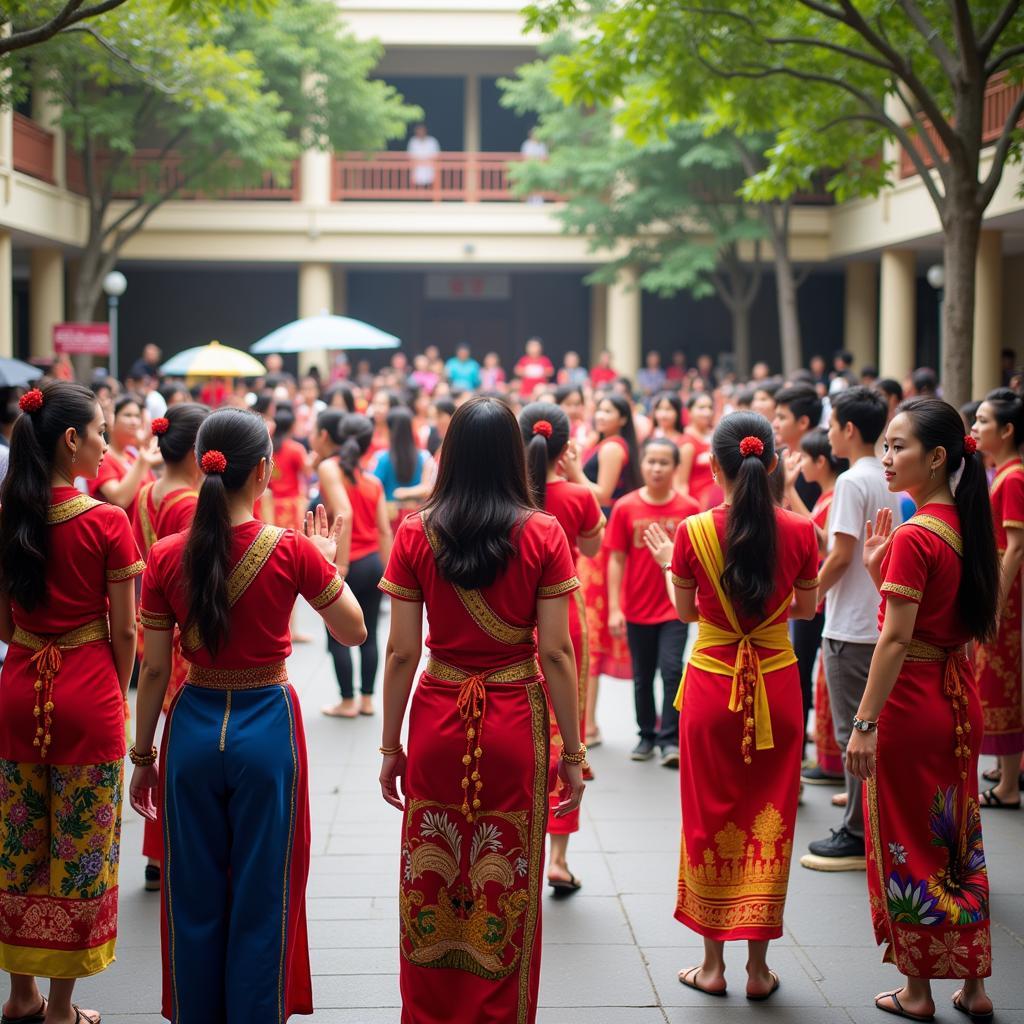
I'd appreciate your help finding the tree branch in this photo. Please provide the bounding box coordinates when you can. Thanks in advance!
[986,42,1024,76]
[893,80,949,189]
[978,0,1022,57]
[62,25,178,93]
[897,0,959,80]
[978,84,1024,207]
[0,0,128,55]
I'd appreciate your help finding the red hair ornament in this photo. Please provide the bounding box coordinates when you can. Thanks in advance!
[532,420,553,438]
[19,389,44,414]
[200,449,227,475]
[151,417,170,436]
[963,435,977,456]
[738,435,765,458]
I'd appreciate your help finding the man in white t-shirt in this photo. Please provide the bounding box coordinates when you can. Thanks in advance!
[407,123,440,187]
[801,386,902,872]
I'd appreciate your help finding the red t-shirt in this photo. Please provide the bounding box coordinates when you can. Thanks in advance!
[270,439,308,500]
[514,355,554,397]
[346,470,385,562]
[132,482,198,555]
[590,366,617,387]
[544,479,604,564]
[606,489,700,624]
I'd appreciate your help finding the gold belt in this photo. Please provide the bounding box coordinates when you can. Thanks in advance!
[905,638,965,662]
[186,662,288,690]
[424,656,541,823]
[12,618,110,760]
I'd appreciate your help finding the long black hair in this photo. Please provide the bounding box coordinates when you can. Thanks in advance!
[898,397,999,643]
[713,411,778,619]
[597,392,641,492]
[183,408,272,654]
[652,392,684,433]
[422,396,533,589]
[982,387,1024,447]
[154,402,208,464]
[337,414,374,482]
[272,403,295,454]
[519,402,570,508]
[0,381,97,610]
[387,406,418,485]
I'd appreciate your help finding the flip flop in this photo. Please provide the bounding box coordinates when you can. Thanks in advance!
[875,989,934,1021]
[981,766,1001,783]
[952,990,995,1022]
[981,786,1021,810]
[73,1009,101,1024]
[678,966,727,997]
[321,704,359,719]
[1,998,47,1024]
[746,970,780,1001]
[548,872,582,895]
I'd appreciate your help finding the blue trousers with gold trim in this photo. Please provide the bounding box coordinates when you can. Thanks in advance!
[160,682,312,1023]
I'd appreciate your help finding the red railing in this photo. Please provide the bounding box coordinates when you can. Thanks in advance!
[333,151,561,202]
[899,72,1024,178]
[12,113,55,184]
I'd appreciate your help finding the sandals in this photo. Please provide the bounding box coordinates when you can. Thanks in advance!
[677,966,727,997]
[875,989,935,1022]
[981,786,1021,810]
[548,872,582,895]
[982,766,1002,783]
[1,999,46,1024]
[746,970,780,1002]
[73,1010,101,1024]
[952,990,995,1022]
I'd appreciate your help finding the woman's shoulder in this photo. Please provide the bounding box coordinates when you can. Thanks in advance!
[602,435,628,456]
[148,529,187,569]
[775,506,816,540]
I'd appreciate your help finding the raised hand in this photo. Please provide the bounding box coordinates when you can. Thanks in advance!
[643,521,674,568]
[139,437,163,468]
[863,507,894,587]
[304,503,343,565]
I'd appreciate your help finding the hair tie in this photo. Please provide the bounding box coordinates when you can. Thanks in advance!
[963,435,977,456]
[151,417,170,436]
[738,435,765,458]
[200,449,228,475]
[532,420,553,438]
[19,389,44,414]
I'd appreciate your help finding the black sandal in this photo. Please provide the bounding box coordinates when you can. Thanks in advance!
[875,990,935,1022]
[1,998,47,1024]
[981,786,1021,810]
[73,1007,101,1024]
[952,989,995,1022]
[548,872,582,895]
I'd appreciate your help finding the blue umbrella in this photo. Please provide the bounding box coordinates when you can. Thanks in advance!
[0,357,43,387]
[250,315,400,354]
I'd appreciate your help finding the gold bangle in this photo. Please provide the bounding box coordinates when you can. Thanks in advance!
[129,744,158,767]
[379,743,404,756]
[560,744,588,765]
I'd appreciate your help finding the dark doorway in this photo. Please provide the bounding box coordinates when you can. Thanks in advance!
[381,77,465,151]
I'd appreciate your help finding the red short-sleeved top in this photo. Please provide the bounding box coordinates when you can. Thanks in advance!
[545,478,604,564]
[378,510,579,675]
[89,449,154,520]
[132,483,197,554]
[877,503,968,649]
[990,459,1024,552]
[270,439,309,501]
[347,470,385,562]
[140,521,343,668]
[607,489,700,624]
[672,504,818,660]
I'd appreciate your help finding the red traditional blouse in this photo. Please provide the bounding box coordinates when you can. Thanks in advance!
[270,439,309,501]
[378,510,579,675]
[89,449,154,520]
[989,458,1024,552]
[346,470,385,563]
[544,478,604,564]
[132,482,197,555]
[139,521,343,669]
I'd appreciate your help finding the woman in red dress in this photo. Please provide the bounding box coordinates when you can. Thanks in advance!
[646,411,819,999]
[678,392,716,509]
[88,394,160,519]
[971,388,1024,807]
[0,381,143,1024]
[131,402,207,891]
[129,408,366,1023]
[520,401,605,894]
[848,398,999,1022]
[266,404,311,534]
[378,397,586,1024]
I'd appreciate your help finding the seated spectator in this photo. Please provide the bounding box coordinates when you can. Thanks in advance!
[514,337,555,398]
[637,350,666,397]
[591,349,618,387]
[480,352,506,390]
[557,350,589,388]
[665,350,687,382]
[410,354,440,395]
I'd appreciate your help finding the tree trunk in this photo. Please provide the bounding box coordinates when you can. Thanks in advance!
[773,245,802,378]
[731,299,752,378]
[940,192,982,410]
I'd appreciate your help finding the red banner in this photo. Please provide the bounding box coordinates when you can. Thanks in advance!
[53,323,111,356]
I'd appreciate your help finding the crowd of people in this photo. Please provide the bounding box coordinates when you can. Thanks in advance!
[0,333,1017,1024]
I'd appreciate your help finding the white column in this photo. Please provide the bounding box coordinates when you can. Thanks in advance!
[843,261,878,371]
[300,149,332,205]
[606,267,641,381]
[589,283,607,369]
[298,262,332,377]
[332,267,347,315]
[464,74,481,153]
[0,231,12,358]
[878,249,916,381]
[30,248,64,360]
[972,230,1002,399]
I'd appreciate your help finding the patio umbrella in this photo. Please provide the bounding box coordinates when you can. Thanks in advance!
[250,315,399,355]
[160,340,266,378]
[0,357,43,387]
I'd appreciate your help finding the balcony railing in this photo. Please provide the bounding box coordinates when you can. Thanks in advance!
[333,151,560,202]
[899,72,1024,178]
[12,113,56,184]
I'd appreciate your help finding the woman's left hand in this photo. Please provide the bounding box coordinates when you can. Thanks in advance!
[129,764,160,821]
[304,503,343,564]
[845,728,877,781]
[643,522,674,567]
[379,751,407,811]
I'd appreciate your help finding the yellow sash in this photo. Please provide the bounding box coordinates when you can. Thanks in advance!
[675,511,796,760]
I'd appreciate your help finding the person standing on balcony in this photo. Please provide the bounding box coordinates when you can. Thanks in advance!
[520,127,549,204]
[407,123,440,188]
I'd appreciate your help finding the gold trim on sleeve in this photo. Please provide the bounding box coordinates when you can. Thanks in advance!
[139,609,174,630]
[538,577,580,599]
[47,494,102,524]
[672,573,697,589]
[794,576,820,590]
[310,576,343,610]
[880,581,923,601]
[378,577,423,601]
[106,560,145,582]
[1003,519,1024,530]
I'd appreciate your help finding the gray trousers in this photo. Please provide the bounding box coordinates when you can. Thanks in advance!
[821,637,875,839]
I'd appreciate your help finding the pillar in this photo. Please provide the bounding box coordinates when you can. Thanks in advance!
[843,261,878,371]
[298,262,332,377]
[464,74,480,153]
[332,266,347,315]
[589,282,607,369]
[29,248,64,361]
[972,229,1002,398]
[0,232,11,358]
[606,267,641,381]
[300,148,332,205]
[878,249,916,381]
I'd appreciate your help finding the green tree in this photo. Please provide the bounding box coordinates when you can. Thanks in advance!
[15,0,417,321]
[527,0,1024,404]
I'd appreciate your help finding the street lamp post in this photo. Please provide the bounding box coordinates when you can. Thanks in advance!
[926,263,945,374]
[102,271,127,382]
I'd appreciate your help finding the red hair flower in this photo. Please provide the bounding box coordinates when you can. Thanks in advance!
[19,389,44,414]
[739,435,765,458]
[963,435,977,456]
[151,417,170,436]
[200,449,228,475]
[532,420,553,438]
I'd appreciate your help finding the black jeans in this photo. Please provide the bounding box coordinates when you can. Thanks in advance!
[625,619,686,748]
[792,611,825,733]
[327,551,383,699]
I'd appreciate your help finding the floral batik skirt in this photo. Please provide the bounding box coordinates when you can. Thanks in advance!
[0,759,123,978]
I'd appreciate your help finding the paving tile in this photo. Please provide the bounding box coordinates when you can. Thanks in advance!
[542,895,633,945]
[538,943,658,1006]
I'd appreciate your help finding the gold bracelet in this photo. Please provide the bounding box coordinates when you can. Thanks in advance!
[379,743,404,756]
[128,744,158,767]
[560,744,588,765]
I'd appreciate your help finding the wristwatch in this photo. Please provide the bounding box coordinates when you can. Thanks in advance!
[852,716,877,733]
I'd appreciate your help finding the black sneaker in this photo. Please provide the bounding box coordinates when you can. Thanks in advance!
[799,827,866,871]
[800,764,845,786]
[659,745,680,768]
[144,864,161,892]
[631,738,656,761]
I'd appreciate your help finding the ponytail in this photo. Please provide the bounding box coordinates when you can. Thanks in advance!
[712,411,778,619]
[183,408,271,653]
[518,402,571,508]
[337,414,374,482]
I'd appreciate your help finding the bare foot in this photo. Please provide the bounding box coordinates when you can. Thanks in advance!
[359,696,375,716]
[678,965,727,995]
[547,862,576,885]
[46,1007,100,1024]
[321,700,359,719]
[291,632,313,644]
[3,995,45,1020]
[832,792,848,807]
[874,988,934,1020]
[746,965,779,999]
